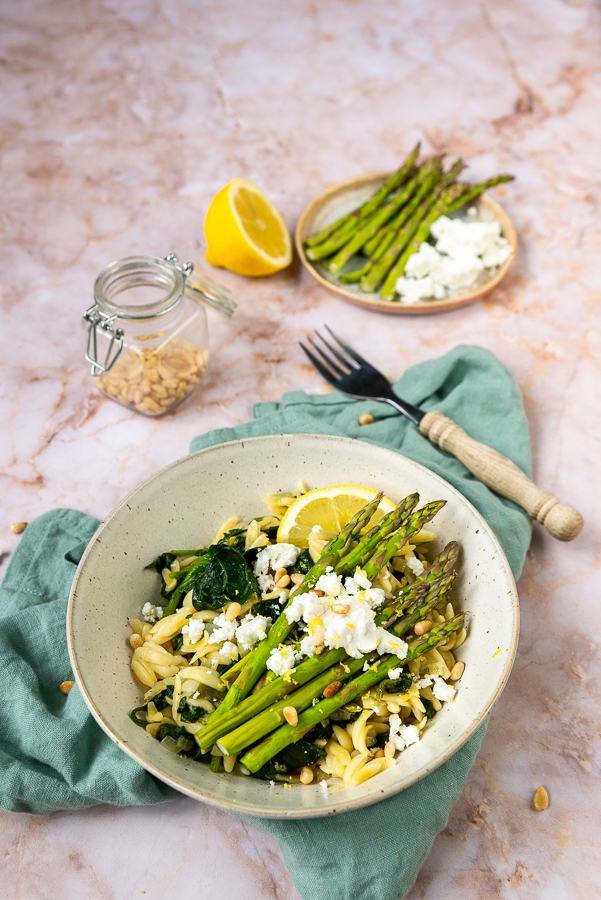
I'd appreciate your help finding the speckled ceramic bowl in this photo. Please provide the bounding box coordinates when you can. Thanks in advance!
[67,434,519,819]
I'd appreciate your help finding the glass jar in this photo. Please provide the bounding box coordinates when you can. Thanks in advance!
[83,253,236,416]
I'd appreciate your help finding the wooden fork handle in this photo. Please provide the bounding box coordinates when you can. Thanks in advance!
[419,410,583,542]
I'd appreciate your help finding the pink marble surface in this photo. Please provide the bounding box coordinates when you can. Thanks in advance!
[1,0,600,897]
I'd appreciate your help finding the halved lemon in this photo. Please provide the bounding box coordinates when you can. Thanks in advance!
[204,179,292,276]
[277,484,396,549]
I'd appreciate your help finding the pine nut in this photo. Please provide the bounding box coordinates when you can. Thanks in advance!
[59,681,74,694]
[10,521,28,534]
[331,603,351,615]
[283,706,298,726]
[534,786,549,811]
[274,567,288,583]
[384,741,396,758]
[290,573,305,585]
[373,747,385,759]
[129,633,143,649]
[225,602,241,621]
[311,625,325,647]
[450,660,465,681]
[300,766,314,784]
[314,589,325,598]
[323,681,342,698]
[313,738,327,748]
[359,413,374,425]
[414,620,433,636]
[275,574,291,589]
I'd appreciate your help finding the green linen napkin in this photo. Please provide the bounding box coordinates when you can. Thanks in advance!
[0,344,531,900]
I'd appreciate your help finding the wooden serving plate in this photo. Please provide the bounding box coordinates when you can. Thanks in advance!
[295,172,518,315]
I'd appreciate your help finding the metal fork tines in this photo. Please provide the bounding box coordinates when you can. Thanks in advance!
[299,326,425,426]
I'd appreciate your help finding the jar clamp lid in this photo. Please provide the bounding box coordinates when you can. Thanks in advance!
[83,253,236,376]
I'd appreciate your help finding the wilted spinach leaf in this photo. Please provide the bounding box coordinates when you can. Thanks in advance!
[374,729,390,746]
[304,719,333,743]
[130,706,148,728]
[422,698,437,719]
[377,674,413,698]
[253,740,326,779]
[144,551,178,574]
[276,740,326,769]
[330,703,363,723]
[180,703,207,723]
[292,549,313,575]
[218,526,247,553]
[156,723,188,742]
[252,593,285,619]
[192,544,259,611]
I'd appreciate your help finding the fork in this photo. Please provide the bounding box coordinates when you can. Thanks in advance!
[300,327,583,542]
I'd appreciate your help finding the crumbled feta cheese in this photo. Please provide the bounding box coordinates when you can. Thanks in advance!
[319,780,329,793]
[298,634,318,659]
[192,691,200,699]
[285,591,327,625]
[221,641,239,659]
[404,241,442,279]
[431,250,484,290]
[363,661,371,671]
[141,602,163,624]
[395,276,441,305]
[362,587,386,608]
[405,556,425,577]
[254,543,301,592]
[387,667,403,680]
[377,632,409,658]
[415,675,433,689]
[266,645,296,677]
[314,571,342,597]
[210,612,238,644]
[181,618,205,643]
[396,213,512,303]
[311,524,323,533]
[431,675,456,703]
[388,714,420,751]
[467,206,477,218]
[481,239,512,268]
[353,568,372,590]
[235,614,271,651]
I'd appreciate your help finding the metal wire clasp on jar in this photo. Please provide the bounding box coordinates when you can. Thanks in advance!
[83,254,236,416]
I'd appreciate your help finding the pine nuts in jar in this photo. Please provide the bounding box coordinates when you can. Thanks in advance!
[83,254,236,417]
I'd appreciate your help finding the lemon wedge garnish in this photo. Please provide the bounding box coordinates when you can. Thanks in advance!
[204,179,292,276]
[277,484,396,549]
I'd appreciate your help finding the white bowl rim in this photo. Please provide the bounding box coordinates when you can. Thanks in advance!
[67,433,520,819]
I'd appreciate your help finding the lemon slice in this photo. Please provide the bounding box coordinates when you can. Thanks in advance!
[204,179,292,276]
[277,484,396,549]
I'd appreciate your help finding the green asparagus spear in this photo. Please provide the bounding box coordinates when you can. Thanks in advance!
[357,189,442,294]
[363,500,447,578]
[326,158,443,275]
[204,494,388,720]
[198,646,347,751]
[444,174,515,216]
[216,654,366,757]
[359,159,464,260]
[205,537,456,754]
[217,565,460,757]
[378,176,515,302]
[304,143,421,249]
[240,615,465,772]
[220,492,384,684]
[334,493,419,574]
[306,208,382,261]
[204,538,454,751]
